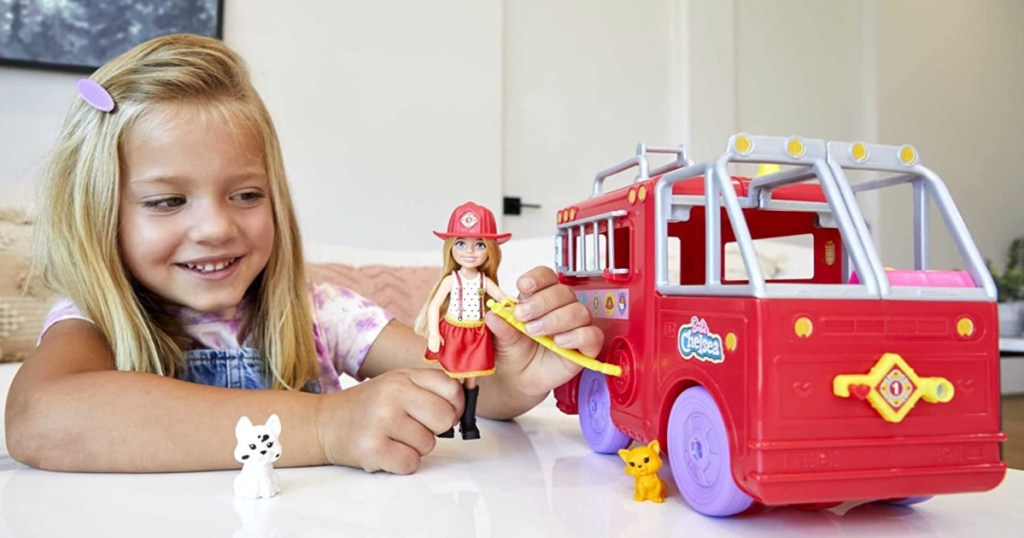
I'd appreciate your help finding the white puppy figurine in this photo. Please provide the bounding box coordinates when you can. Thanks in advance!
[233,414,282,499]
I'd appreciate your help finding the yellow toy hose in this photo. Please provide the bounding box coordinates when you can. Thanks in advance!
[486,298,622,377]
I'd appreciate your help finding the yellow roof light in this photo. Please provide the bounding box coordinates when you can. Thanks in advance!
[570,208,577,220]
[638,185,647,201]
[850,142,870,162]
[898,144,919,166]
[786,136,806,159]
[734,133,753,156]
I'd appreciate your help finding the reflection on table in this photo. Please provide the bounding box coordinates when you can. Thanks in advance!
[1,399,1021,537]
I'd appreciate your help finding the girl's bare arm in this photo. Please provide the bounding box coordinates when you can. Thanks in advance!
[5,320,327,472]
[5,320,462,474]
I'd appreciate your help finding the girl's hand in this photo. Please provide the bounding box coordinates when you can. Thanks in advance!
[484,266,604,404]
[427,331,443,354]
[316,369,462,474]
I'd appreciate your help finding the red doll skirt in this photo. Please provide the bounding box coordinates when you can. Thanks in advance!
[424,317,495,378]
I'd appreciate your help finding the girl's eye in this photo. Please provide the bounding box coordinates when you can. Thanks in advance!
[454,240,466,249]
[232,190,265,203]
[474,242,486,251]
[141,197,185,210]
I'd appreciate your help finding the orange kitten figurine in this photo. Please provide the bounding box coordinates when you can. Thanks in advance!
[619,440,668,503]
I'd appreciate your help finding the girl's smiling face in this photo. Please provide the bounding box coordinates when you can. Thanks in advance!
[451,237,489,269]
[118,103,274,314]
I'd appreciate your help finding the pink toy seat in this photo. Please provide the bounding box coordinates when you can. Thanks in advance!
[849,269,975,288]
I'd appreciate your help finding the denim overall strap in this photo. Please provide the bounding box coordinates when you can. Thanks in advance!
[181,348,321,393]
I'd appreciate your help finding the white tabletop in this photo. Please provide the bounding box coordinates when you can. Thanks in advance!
[1,398,1022,537]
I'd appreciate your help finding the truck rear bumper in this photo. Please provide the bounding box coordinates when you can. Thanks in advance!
[742,433,1007,504]
[747,462,1007,505]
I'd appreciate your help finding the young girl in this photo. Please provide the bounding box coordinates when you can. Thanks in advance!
[416,202,511,440]
[4,34,602,475]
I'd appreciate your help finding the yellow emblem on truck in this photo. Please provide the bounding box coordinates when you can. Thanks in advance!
[833,352,954,423]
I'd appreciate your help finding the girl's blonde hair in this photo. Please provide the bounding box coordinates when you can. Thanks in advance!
[36,34,319,390]
[414,237,502,335]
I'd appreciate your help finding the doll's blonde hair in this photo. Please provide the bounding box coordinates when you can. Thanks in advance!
[414,237,503,335]
[35,34,318,390]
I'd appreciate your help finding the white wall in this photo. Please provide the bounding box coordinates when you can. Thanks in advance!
[501,0,681,239]
[0,0,1021,262]
[687,0,876,220]
[0,67,76,208]
[224,0,505,252]
[876,0,1024,271]
[735,0,866,142]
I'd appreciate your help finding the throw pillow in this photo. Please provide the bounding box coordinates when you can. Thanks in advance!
[0,209,57,363]
[305,263,441,329]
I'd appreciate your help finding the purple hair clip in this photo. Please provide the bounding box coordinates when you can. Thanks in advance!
[76,79,115,112]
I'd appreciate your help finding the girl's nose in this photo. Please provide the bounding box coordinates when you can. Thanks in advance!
[189,203,237,244]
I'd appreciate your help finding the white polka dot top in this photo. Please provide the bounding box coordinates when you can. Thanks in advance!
[446,271,485,321]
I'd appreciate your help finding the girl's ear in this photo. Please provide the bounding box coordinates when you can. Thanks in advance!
[266,414,282,437]
[235,416,254,440]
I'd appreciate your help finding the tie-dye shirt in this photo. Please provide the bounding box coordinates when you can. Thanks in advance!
[37,282,393,393]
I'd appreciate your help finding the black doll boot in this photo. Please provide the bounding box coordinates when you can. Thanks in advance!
[438,426,455,438]
[460,386,481,440]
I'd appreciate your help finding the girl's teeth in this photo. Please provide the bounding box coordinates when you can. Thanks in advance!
[187,258,235,273]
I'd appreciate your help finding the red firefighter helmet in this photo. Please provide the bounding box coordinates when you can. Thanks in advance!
[433,201,511,244]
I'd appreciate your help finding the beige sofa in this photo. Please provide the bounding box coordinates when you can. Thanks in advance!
[0,209,51,364]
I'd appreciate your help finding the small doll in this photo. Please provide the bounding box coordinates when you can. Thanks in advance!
[415,202,512,440]
[233,414,283,499]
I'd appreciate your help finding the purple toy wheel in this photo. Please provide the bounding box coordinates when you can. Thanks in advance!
[884,496,933,506]
[578,369,631,454]
[667,386,754,517]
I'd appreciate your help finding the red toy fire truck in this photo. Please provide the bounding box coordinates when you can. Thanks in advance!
[552,134,1006,516]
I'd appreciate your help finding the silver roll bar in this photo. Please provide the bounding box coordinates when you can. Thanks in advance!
[592,143,692,196]
[827,141,996,300]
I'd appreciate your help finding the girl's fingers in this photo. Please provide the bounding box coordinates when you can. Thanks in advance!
[403,386,461,436]
[522,300,592,337]
[391,415,439,457]
[516,266,559,297]
[513,283,578,323]
[374,436,425,475]
[408,369,464,410]
[552,325,605,358]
